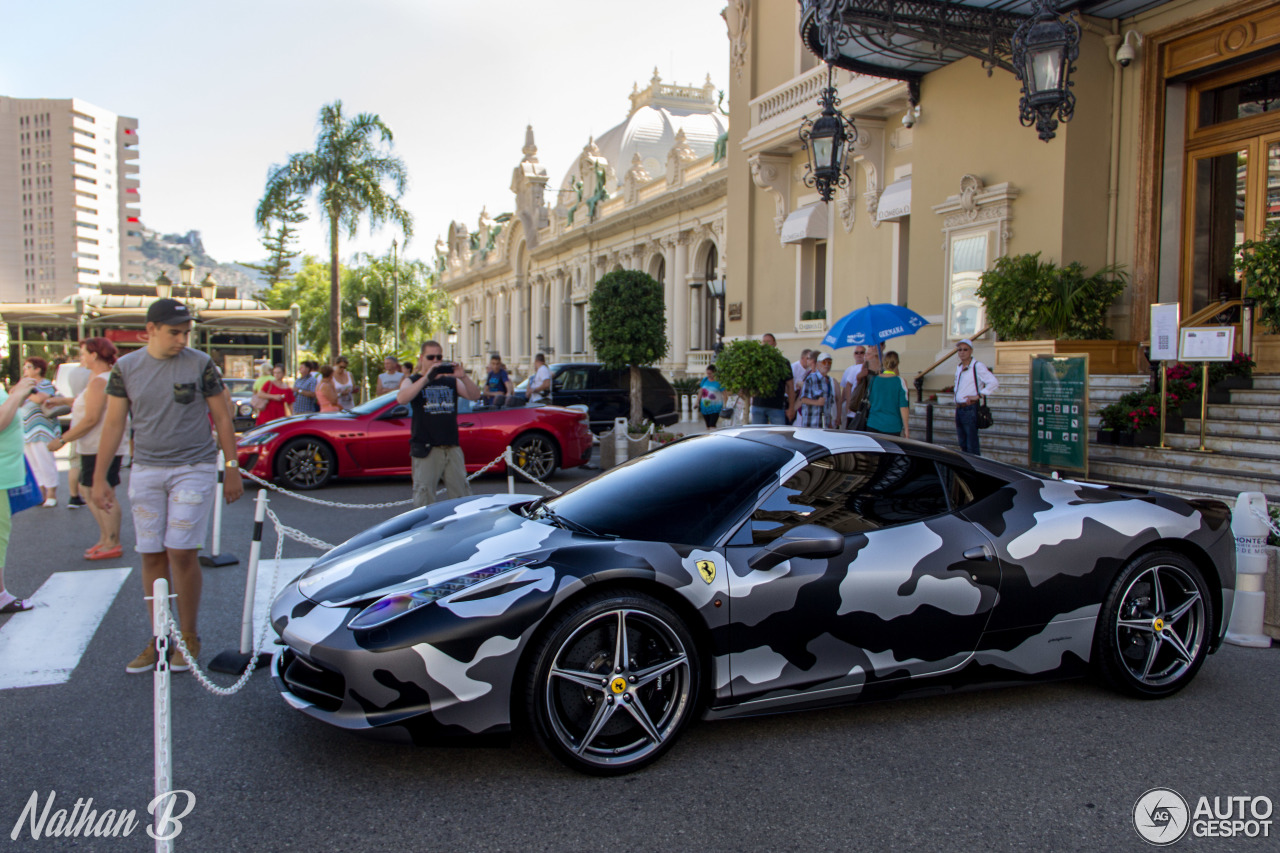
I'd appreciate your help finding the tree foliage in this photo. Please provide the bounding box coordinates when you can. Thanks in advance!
[242,194,306,290]
[257,101,414,359]
[261,252,449,362]
[1237,222,1280,334]
[588,270,668,425]
[976,252,1126,341]
[715,339,791,398]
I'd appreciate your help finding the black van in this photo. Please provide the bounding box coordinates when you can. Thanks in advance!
[512,363,678,433]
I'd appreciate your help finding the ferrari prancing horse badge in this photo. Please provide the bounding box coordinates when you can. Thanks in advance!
[696,560,716,584]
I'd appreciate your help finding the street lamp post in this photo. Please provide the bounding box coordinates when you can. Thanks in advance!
[707,278,727,355]
[356,297,371,400]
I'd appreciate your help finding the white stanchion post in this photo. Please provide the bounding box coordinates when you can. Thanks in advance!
[240,489,269,655]
[200,451,238,567]
[505,446,515,494]
[681,395,690,423]
[1226,492,1272,647]
[614,417,628,465]
[151,578,173,853]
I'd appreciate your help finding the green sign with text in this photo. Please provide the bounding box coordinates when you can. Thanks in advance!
[1028,354,1089,476]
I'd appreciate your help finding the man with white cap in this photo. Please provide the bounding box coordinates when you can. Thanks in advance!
[952,339,998,455]
[796,351,837,428]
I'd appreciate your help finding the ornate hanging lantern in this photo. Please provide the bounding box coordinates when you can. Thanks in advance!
[799,66,858,203]
[1012,0,1081,142]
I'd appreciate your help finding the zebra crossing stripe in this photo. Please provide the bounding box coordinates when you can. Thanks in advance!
[0,567,131,690]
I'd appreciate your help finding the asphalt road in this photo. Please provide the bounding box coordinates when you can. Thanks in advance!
[2,449,1278,852]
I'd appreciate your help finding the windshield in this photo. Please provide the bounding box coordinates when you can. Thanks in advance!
[223,379,255,394]
[349,391,399,415]
[546,433,791,546]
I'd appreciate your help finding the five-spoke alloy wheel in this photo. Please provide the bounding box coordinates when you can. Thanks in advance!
[510,433,559,483]
[277,437,336,490]
[527,592,698,775]
[1095,551,1213,698]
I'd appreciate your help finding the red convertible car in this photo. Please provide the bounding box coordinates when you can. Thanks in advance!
[236,393,593,490]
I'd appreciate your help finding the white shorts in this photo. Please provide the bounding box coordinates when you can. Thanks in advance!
[127,462,218,553]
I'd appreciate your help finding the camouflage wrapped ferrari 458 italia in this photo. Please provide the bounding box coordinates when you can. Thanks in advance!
[270,427,1236,775]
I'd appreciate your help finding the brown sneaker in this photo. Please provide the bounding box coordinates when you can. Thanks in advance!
[169,631,200,672]
[126,640,158,674]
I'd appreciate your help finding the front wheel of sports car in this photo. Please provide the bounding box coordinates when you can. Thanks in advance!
[1095,551,1213,699]
[276,437,336,490]
[526,592,699,775]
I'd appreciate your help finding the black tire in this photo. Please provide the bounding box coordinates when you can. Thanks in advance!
[525,591,699,775]
[1094,550,1213,698]
[276,437,336,490]
[510,432,559,482]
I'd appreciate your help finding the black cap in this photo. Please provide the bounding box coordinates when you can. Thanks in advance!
[147,298,193,326]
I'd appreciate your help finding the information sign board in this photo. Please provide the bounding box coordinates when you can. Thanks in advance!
[1149,302,1181,362]
[1028,354,1089,476]
[1178,326,1235,362]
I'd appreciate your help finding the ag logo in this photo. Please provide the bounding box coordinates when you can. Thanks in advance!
[696,560,716,584]
[1133,787,1189,845]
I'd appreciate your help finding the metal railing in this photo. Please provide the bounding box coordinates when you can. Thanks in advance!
[1178,297,1256,359]
[912,326,991,403]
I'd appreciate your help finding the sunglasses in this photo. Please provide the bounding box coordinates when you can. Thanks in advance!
[422,354,443,361]
[854,350,866,355]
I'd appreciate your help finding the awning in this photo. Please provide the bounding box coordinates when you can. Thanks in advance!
[875,177,911,221]
[781,203,829,244]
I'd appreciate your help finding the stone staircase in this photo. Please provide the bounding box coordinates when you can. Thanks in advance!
[909,373,1280,506]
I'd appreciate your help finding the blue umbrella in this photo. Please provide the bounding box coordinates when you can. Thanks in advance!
[821,301,930,350]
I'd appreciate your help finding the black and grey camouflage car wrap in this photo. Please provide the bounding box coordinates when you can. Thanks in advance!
[270,426,1235,744]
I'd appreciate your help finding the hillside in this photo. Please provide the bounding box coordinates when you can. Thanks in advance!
[134,227,268,298]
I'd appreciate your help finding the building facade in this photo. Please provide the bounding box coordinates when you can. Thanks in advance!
[0,96,143,303]
[724,0,1279,379]
[437,72,728,380]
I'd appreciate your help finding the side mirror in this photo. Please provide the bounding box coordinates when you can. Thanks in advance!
[381,405,410,420]
[747,524,844,571]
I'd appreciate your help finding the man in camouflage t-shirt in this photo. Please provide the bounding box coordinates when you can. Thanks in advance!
[93,298,244,674]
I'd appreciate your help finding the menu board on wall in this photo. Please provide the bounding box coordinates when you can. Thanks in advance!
[1028,354,1089,476]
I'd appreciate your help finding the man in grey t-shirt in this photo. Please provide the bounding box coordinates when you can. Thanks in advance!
[94,298,244,675]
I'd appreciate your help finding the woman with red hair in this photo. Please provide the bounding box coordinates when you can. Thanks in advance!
[48,338,126,560]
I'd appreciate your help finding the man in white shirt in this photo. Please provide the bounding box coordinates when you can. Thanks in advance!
[788,350,813,420]
[376,357,403,394]
[839,345,868,427]
[528,353,553,404]
[952,339,998,455]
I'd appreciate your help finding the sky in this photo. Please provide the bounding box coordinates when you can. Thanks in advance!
[2,0,730,267]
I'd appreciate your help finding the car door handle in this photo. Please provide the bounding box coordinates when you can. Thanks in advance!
[963,545,993,561]
[458,422,475,427]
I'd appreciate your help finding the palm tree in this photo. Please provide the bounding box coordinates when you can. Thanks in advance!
[257,101,413,359]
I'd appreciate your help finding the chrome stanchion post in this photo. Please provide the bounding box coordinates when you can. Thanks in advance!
[151,578,173,853]
[1157,362,1170,449]
[200,451,238,567]
[209,488,269,674]
[505,446,515,494]
[1198,361,1212,453]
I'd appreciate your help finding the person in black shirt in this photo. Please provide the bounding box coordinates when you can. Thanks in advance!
[396,340,481,506]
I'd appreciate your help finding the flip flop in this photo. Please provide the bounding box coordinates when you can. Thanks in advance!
[84,545,105,558]
[0,598,33,614]
[88,545,124,561]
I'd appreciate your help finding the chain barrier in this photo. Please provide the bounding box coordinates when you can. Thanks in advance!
[506,458,563,495]
[1251,506,1280,540]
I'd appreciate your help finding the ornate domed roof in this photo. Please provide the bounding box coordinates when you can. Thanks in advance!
[557,70,727,201]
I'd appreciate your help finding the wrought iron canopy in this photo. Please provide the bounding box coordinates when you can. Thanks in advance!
[799,0,1169,82]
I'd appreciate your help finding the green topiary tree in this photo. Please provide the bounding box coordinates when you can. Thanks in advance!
[714,339,792,406]
[976,252,1126,341]
[588,269,669,425]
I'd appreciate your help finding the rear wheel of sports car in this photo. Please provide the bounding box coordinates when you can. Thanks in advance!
[1095,551,1212,698]
[276,438,336,490]
[510,433,559,482]
[527,592,698,775]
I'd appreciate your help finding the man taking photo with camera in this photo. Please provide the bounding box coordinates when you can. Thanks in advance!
[396,340,480,507]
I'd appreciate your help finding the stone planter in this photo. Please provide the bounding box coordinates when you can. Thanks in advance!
[1096,428,1116,445]
[1265,546,1280,641]
[1114,429,1159,447]
[993,339,1144,375]
[1213,375,1253,391]
[1180,390,1230,417]
[1255,334,1280,374]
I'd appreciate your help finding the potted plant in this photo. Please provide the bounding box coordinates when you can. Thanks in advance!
[714,339,792,419]
[1237,223,1280,373]
[1209,351,1254,392]
[976,252,1136,374]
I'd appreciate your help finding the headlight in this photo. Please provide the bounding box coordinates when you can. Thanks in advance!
[237,402,254,417]
[347,559,533,631]
[237,430,278,448]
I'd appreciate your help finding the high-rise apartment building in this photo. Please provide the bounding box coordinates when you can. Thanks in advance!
[0,96,142,303]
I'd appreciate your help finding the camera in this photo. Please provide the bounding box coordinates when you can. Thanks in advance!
[428,362,456,380]
[1116,43,1134,67]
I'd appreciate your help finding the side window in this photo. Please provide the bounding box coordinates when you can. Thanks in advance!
[558,367,589,391]
[750,452,950,545]
[936,462,1006,511]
